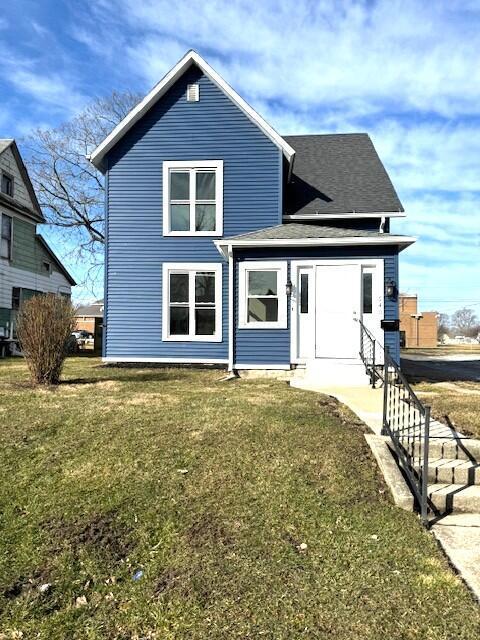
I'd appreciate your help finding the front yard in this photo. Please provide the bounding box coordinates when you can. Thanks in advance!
[412,380,480,439]
[1,358,479,638]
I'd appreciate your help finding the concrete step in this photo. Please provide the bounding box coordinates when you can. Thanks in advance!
[410,438,480,462]
[428,483,480,514]
[299,359,372,386]
[421,458,480,485]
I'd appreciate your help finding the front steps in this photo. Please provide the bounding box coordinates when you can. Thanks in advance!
[404,435,480,517]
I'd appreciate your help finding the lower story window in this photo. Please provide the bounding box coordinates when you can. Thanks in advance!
[162,263,222,342]
[239,261,287,329]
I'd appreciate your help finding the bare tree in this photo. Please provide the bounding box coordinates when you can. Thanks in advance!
[437,312,451,339]
[24,91,141,278]
[451,307,479,337]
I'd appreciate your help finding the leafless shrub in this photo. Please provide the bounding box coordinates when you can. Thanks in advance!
[16,294,76,385]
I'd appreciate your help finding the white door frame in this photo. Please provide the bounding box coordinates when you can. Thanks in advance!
[290,259,384,364]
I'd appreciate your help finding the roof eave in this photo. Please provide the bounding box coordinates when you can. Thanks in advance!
[283,212,406,220]
[36,235,76,286]
[88,50,295,172]
[214,235,416,259]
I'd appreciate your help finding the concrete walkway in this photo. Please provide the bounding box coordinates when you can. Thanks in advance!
[291,377,480,602]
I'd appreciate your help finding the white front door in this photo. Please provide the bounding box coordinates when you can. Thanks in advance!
[315,264,361,359]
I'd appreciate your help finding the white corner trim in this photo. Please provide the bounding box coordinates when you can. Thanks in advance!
[227,246,234,371]
[215,235,416,259]
[162,262,223,342]
[88,50,295,170]
[103,356,228,365]
[162,160,223,237]
[238,261,288,329]
[283,212,406,220]
[233,363,291,370]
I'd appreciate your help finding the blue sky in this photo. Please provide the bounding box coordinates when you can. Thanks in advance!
[1,0,479,314]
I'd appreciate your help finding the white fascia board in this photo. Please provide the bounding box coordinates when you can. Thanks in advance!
[283,212,406,220]
[88,50,295,171]
[214,235,416,258]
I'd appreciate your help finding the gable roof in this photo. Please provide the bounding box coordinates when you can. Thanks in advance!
[0,139,45,223]
[36,234,76,286]
[283,134,404,217]
[215,222,415,257]
[88,50,296,172]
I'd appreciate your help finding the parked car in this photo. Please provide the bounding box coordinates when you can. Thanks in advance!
[72,330,93,340]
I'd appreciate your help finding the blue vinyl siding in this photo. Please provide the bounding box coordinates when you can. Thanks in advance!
[104,66,282,360]
[234,246,400,366]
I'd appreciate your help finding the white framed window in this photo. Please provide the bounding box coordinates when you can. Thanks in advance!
[1,213,12,260]
[163,160,223,236]
[239,261,287,329]
[162,263,222,342]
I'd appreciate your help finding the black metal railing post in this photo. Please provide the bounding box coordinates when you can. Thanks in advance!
[420,405,431,525]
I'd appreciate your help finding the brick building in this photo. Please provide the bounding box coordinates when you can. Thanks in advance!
[399,294,438,348]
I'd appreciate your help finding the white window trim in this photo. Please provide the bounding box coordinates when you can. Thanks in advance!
[238,261,287,329]
[1,212,13,261]
[162,262,223,342]
[163,160,223,237]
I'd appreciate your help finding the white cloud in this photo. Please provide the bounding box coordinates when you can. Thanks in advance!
[100,0,480,118]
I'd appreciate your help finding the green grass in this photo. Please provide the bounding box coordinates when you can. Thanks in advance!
[412,380,480,439]
[1,357,479,639]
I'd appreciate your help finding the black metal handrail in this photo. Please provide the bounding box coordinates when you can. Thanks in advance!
[382,349,431,525]
[358,319,431,525]
[357,319,383,388]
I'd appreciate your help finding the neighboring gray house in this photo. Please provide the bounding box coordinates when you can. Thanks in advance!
[0,139,75,341]
[88,50,413,383]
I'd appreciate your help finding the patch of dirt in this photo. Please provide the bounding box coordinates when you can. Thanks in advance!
[153,568,184,596]
[317,396,366,430]
[3,568,51,601]
[186,513,235,551]
[49,512,134,563]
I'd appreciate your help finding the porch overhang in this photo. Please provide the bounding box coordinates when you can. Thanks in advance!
[214,234,416,260]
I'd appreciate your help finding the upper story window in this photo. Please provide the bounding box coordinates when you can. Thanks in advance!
[163,161,223,237]
[1,172,13,197]
[1,213,12,260]
[238,261,288,329]
[42,261,52,275]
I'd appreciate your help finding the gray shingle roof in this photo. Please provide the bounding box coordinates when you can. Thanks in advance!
[225,223,389,241]
[283,134,403,216]
[76,301,104,317]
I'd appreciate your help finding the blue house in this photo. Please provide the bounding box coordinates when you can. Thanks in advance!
[89,51,414,382]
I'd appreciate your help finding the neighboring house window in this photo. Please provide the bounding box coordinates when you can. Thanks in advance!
[1,214,12,260]
[11,287,21,311]
[162,263,222,341]
[239,262,287,329]
[1,172,13,197]
[42,261,52,275]
[163,161,223,236]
